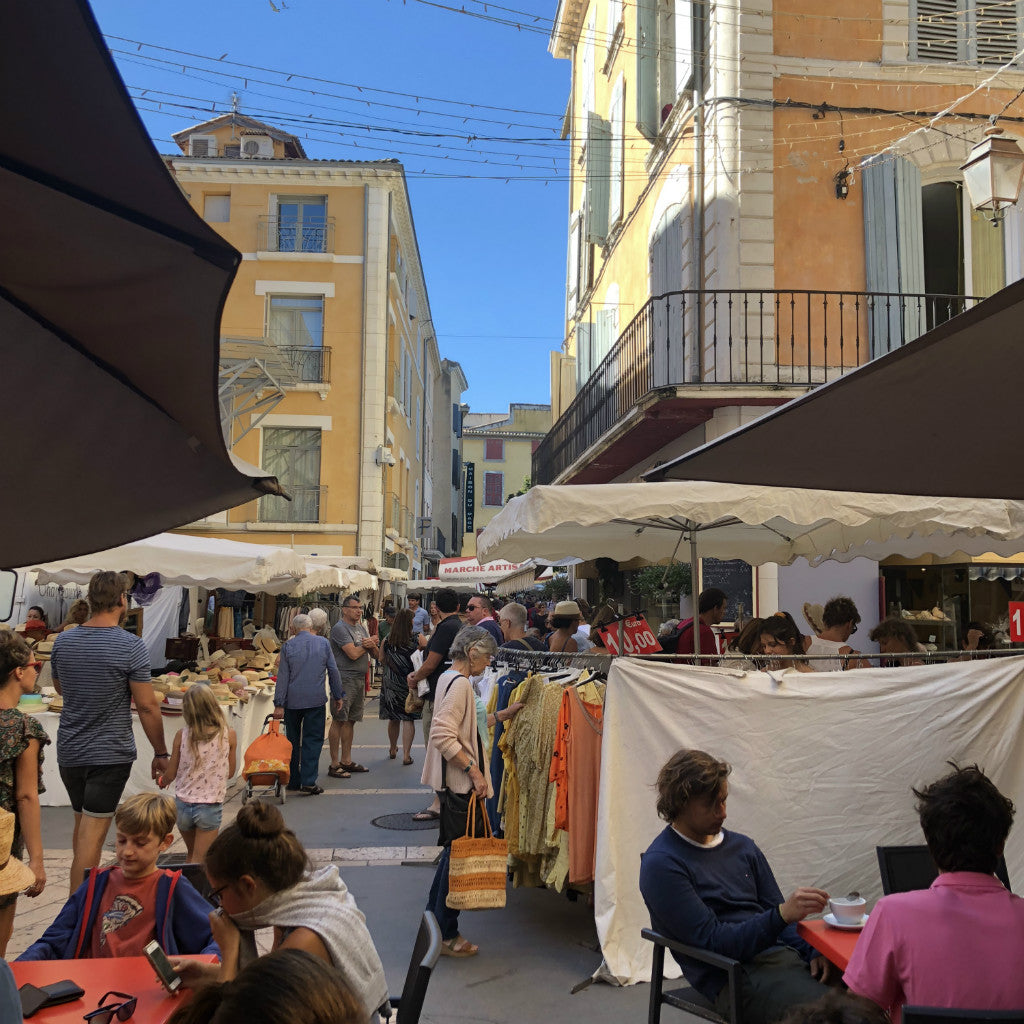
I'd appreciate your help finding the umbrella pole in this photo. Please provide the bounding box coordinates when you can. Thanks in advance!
[690,534,701,657]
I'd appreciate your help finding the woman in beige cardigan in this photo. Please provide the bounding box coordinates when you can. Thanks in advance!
[423,625,497,958]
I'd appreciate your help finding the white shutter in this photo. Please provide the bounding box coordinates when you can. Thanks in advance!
[674,0,694,96]
[586,112,612,244]
[609,79,625,228]
[582,10,595,116]
[607,0,623,47]
[577,199,591,298]
[576,322,594,390]
[567,210,581,319]
[594,308,617,367]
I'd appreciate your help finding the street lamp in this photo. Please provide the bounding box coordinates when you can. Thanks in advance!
[960,125,1024,225]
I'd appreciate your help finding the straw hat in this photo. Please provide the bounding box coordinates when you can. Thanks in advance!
[0,808,35,896]
[553,600,583,618]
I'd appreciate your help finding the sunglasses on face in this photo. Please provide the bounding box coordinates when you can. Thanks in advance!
[208,883,229,908]
[26,661,44,671]
[83,992,137,1023]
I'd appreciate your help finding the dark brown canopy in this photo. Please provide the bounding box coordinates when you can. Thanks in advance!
[0,0,281,567]
[645,278,1024,498]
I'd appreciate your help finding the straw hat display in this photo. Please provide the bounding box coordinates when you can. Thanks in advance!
[0,808,36,896]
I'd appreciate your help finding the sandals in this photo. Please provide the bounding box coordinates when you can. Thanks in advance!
[300,784,324,796]
[327,765,352,779]
[412,808,440,821]
[389,748,398,760]
[339,761,369,773]
[403,755,414,766]
[440,935,478,958]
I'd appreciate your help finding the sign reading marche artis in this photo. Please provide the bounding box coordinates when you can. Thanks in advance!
[596,614,660,655]
[438,557,525,584]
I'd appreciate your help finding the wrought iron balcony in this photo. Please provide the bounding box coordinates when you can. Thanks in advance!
[258,485,326,524]
[534,289,979,485]
[257,215,335,254]
[278,345,331,385]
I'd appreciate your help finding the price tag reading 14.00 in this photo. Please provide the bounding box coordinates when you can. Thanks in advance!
[597,614,661,655]
[1009,602,1024,643]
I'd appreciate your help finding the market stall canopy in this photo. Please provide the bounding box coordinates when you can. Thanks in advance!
[475,481,1024,567]
[27,532,306,593]
[643,280,1024,497]
[295,563,377,596]
[0,0,282,568]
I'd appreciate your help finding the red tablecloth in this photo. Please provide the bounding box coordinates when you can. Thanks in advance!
[13,955,216,1024]
[797,919,861,971]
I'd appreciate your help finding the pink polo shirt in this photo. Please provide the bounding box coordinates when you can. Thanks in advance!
[845,872,1024,1021]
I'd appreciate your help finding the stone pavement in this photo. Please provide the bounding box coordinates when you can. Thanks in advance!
[7,708,672,1023]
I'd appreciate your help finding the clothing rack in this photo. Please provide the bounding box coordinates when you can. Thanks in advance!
[493,646,612,675]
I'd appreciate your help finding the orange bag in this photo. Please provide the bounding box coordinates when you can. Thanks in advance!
[243,716,292,784]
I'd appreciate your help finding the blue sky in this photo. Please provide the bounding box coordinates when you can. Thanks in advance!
[90,0,569,413]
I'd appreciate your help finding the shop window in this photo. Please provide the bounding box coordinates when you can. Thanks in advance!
[483,471,504,507]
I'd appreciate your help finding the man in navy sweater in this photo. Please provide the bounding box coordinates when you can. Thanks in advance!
[639,750,831,1024]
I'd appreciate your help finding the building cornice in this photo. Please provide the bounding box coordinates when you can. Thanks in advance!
[169,160,404,185]
[549,0,587,59]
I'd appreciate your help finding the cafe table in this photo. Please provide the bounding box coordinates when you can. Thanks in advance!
[12,955,216,1023]
[797,919,862,971]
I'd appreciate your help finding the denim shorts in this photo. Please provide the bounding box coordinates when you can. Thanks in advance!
[175,798,223,832]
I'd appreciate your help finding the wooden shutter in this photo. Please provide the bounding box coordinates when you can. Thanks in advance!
[913,0,960,61]
[485,438,504,461]
[484,472,504,507]
[636,0,659,140]
[609,80,625,227]
[974,0,1020,63]
[586,113,612,244]
[674,0,694,96]
[862,155,925,355]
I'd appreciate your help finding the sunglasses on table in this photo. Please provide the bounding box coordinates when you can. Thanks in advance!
[83,991,137,1023]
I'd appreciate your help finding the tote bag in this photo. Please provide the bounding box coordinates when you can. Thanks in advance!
[446,792,508,911]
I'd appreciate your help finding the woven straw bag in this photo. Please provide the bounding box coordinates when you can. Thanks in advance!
[446,792,508,910]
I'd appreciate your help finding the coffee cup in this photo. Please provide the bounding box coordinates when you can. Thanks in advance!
[829,895,867,924]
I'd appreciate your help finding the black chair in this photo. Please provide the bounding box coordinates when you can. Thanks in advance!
[385,910,441,1024]
[876,845,1011,895]
[903,1008,1024,1024]
[642,928,742,1024]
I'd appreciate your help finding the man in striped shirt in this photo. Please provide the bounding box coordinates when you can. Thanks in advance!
[50,572,168,893]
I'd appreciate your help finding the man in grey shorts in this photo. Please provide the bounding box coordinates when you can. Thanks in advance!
[328,596,378,777]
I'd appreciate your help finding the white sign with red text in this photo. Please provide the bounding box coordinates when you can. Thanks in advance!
[438,557,525,584]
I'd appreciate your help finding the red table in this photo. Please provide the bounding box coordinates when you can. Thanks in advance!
[797,919,862,971]
[12,956,216,1024]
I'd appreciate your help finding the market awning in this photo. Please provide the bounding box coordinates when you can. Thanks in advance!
[0,0,282,568]
[27,532,306,593]
[643,280,1024,497]
[494,560,555,597]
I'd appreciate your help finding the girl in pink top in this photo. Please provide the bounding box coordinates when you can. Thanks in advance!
[160,686,237,863]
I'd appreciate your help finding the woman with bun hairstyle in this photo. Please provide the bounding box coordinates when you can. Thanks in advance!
[0,631,48,954]
[168,948,364,1024]
[169,801,387,1024]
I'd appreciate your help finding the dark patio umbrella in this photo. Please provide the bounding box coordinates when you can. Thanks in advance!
[644,278,1024,498]
[0,0,283,567]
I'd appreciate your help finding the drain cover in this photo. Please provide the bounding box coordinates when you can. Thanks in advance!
[372,812,439,831]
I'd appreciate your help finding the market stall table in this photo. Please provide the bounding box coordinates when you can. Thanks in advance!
[12,956,216,1024]
[27,691,276,806]
[797,919,861,971]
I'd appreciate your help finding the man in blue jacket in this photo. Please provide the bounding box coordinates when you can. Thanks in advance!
[18,793,217,960]
[639,749,830,1024]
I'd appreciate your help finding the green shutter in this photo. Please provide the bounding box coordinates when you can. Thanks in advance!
[636,0,658,140]
[586,112,612,244]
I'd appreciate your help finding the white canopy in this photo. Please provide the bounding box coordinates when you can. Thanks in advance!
[29,533,306,593]
[295,564,377,596]
[476,481,1024,567]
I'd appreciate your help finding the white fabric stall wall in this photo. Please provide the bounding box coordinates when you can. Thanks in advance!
[140,585,185,668]
[595,656,1024,986]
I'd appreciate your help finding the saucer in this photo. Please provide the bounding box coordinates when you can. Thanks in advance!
[823,912,868,931]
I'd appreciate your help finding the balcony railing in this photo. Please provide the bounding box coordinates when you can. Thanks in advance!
[278,345,331,385]
[534,289,979,485]
[257,216,335,254]
[259,485,326,524]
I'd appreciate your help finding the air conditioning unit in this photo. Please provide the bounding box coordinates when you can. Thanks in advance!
[240,135,273,158]
[189,136,217,157]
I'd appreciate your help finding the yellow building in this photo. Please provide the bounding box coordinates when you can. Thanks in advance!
[461,404,552,556]
[542,0,1024,487]
[166,113,462,571]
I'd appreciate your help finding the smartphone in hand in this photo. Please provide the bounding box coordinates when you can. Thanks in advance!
[144,939,182,993]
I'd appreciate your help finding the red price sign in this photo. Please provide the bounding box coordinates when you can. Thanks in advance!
[1010,602,1024,642]
[597,614,661,656]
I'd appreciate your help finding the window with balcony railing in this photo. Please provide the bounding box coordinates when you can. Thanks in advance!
[257,196,334,252]
[278,345,331,385]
